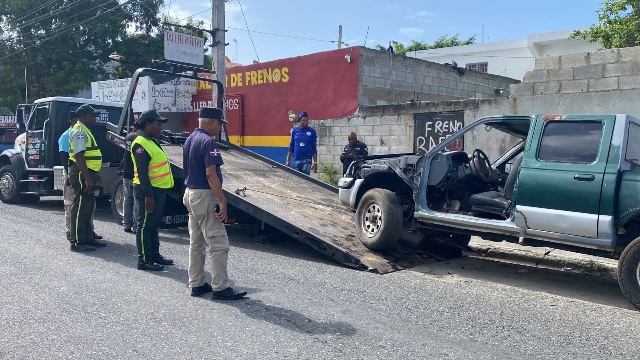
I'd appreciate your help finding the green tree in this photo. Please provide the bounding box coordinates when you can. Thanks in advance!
[375,34,476,56]
[0,0,163,111]
[571,0,640,49]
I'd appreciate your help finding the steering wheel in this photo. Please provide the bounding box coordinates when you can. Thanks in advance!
[470,149,493,182]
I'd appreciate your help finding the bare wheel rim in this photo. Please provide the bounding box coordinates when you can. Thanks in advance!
[114,185,124,217]
[0,172,15,198]
[362,203,382,238]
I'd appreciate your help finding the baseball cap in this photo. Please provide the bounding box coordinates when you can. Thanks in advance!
[75,104,100,117]
[199,107,227,124]
[134,110,167,129]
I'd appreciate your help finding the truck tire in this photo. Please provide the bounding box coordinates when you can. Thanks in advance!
[618,236,640,310]
[0,165,23,204]
[356,189,403,251]
[110,175,124,225]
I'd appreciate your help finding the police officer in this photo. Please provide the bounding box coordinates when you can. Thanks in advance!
[183,107,246,300]
[131,110,174,271]
[59,111,77,241]
[340,132,368,175]
[68,104,107,252]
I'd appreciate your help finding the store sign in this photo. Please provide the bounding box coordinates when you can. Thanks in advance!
[414,112,465,154]
[0,115,16,128]
[164,30,205,65]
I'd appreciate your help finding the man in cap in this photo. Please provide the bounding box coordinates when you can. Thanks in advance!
[285,111,317,175]
[340,132,368,175]
[131,110,174,271]
[182,107,247,300]
[68,104,107,252]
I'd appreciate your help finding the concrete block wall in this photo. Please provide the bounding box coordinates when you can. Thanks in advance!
[359,47,519,106]
[511,47,640,96]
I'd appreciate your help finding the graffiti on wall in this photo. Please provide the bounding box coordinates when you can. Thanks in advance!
[414,112,464,154]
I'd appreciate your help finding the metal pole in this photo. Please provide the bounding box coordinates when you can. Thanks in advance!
[338,25,342,49]
[212,0,225,111]
[24,68,28,102]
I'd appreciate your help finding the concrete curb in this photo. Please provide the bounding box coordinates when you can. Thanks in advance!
[467,237,618,279]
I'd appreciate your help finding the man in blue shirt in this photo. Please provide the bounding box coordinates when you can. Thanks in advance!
[58,111,77,241]
[182,107,247,300]
[285,111,318,175]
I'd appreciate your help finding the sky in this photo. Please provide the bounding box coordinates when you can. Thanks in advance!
[162,0,605,66]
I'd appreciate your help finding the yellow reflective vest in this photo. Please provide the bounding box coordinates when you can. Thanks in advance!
[131,136,174,189]
[69,122,102,172]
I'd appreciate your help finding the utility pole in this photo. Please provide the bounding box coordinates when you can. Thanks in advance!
[212,0,226,112]
[338,25,342,49]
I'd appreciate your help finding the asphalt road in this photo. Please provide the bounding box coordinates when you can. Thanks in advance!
[2,197,640,360]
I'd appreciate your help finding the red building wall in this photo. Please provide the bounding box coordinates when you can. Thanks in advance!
[188,47,360,161]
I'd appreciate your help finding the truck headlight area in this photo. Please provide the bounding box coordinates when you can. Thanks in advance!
[337,177,353,188]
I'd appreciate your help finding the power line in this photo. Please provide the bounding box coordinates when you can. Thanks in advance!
[11,0,60,24]
[0,0,134,62]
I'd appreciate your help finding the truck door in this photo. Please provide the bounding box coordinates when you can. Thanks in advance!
[516,116,614,238]
[24,104,50,169]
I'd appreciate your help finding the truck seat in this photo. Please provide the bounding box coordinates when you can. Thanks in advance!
[469,157,522,217]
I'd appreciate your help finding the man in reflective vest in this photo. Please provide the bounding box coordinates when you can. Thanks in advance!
[131,110,174,271]
[68,104,107,252]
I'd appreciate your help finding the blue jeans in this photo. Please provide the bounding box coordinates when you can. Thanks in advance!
[123,178,136,230]
[291,158,312,175]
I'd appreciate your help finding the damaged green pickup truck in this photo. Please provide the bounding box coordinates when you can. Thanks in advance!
[338,114,640,310]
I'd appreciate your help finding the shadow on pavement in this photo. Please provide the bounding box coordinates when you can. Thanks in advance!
[220,298,358,336]
[411,256,634,310]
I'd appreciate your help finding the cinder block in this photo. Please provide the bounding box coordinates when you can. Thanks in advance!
[560,79,588,93]
[547,68,574,81]
[364,117,381,125]
[510,83,534,97]
[535,56,560,70]
[619,75,640,89]
[522,69,547,83]
[373,125,392,136]
[381,115,399,124]
[533,81,560,95]
[588,77,619,92]
[333,118,348,126]
[369,67,381,77]
[349,117,364,126]
[357,126,374,136]
[363,76,376,87]
[604,62,635,77]
[574,65,603,80]
[560,53,589,68]
[590,49,620,64]
[619,46,640,62]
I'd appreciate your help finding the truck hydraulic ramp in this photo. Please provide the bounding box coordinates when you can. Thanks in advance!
[106,67,437,274]
[165,143,438,274]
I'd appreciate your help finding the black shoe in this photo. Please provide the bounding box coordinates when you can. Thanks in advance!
[137,262,164,271]
[93,233,103,240]
[86,239,107,247]
[212,287,247,300]
[124,227,134,234]
[191,282,213,297]
[156,255,174,266]
[66,232,72,241]
[70,244,96,252]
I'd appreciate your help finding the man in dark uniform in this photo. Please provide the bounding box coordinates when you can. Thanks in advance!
[68,104,107,252]
[340,132,368,175]
[183,107,247,300]
[131,110,174,271]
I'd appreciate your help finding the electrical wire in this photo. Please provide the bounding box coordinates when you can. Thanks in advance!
[0,0,134,62]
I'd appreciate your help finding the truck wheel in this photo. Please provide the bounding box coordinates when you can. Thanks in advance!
[110,176,124,225]
[618,236,640,310]
[0,165,22,204]
[356,189,403,251]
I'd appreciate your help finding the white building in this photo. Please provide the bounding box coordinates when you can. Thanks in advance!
[412,30,600,80]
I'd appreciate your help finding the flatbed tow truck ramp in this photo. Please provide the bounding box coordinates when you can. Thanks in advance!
[107,67,436,274]
[164,144,437,274]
